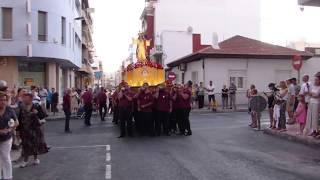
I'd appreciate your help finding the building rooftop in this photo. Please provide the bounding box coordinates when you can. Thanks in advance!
[167,35,313,67]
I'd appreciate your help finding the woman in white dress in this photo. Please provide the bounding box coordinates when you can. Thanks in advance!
[305,73,320,136]
[70,88,79,114]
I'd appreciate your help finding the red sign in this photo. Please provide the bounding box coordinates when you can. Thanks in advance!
[292,55,303,71]
[168,72,176,81]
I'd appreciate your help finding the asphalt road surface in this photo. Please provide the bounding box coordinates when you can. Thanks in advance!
[13,111,320,180]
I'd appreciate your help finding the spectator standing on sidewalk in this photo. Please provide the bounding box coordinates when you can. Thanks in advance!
[46,88,52,111]
[299,75,311,108]
[287,79,296,124]
[221,85,229,110]
[247,84,256,114]
[38,87,48,111]
[277,81,288,132]
[197,82,205,109]
[206,81,215,110]
[305,73,320,137]
[264,83,279,129]
[70,88,79,114]
[82,88,93,126]
[51,88,59,115]
[229,82,237,110]
[294,94,307,135]
[63,89,72,133]
[0,91,19,180]
[191,84,199,109]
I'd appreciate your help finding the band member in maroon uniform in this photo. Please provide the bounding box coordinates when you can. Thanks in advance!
[137,83,154,136]
[118,83,134,138]
[176,83,193,136]
[97,87,108,121]
[154,83,172,136]
[81,88,93,126]
[112,88,119,124]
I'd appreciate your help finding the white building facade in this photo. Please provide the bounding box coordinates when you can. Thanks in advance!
[141,0,261,67]
[167,36,313,105]
[0,0,82,93]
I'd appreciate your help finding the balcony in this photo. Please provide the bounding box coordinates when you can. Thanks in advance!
[299,0,320,6]
[82,9,93,27]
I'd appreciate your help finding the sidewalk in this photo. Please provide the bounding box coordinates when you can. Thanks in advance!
[264,124,320,148]
[191,104,249,113]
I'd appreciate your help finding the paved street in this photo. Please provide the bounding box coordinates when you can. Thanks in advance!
[13,112,320,180]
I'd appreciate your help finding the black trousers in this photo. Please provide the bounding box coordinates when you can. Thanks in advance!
[177,108,192,134]
[84,104,92,126]
[155,111,170,136]
[64,109,71,131]
[99,103,107,121]
[134,111,142,134]
[113,106,119,124]
[140,112,154,136]
[170,109,178,132]
[119,107,133,136]
[198,95,204,108]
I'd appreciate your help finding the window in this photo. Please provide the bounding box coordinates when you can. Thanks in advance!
[191,71,199,84]
[1,8,13,39]
[38,11,47,41]
[229,70,247,89]
[69,23,71,48]
[61,17,66,45]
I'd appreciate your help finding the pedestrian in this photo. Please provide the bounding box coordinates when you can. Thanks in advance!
[249,89,261,130]
[206,81,215,110]
[197,82,205,109]
[294,94,307,135]
[247,84,256,114]
[191,84,198,109]
[137,83,154,136]
[63,89,72,133]
[81,88,93,126]
[277,81,288,132]
[154,83,172,136]
[70,88,79,114]
[46,88,52,111]
[118,84,134,138]
[287,78,296,124]
[264,83,279,129]
[229,82,237,110]
[221,85,229,110]
[51,88,59,115]
[305,73,320,137]
[98,87,108,121]
[299,75,311,108]
[0,91,19,180]
[19,92,49,168]
[38,87,48,111]
[170,85,179,134]
[31,86,41,106]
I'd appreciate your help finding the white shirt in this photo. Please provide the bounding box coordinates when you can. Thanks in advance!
[279,88,288,101]
[310,85,320,104]
[207,84,215,95]
[300,82,311,102]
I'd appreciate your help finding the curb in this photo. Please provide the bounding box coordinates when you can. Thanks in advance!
[263,128,320,148]
[191,109,250,114]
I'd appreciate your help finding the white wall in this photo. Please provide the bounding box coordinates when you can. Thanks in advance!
[161,31,192,66]
[0,0,82,67]
[171,58,297,104]
[301,57,320,82]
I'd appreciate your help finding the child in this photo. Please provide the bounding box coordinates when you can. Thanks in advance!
[294,94,307,135]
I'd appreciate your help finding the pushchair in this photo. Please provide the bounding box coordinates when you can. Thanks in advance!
[77,105,85,119]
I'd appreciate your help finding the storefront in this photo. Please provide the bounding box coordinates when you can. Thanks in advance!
[18,61,46,87]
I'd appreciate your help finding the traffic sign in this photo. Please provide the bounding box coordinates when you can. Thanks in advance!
[168,72,176,81]
[292,55,303,71]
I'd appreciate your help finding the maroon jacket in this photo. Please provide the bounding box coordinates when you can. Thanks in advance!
[138,91,154,112]
[63,94,71,111]
[155,90,171,112]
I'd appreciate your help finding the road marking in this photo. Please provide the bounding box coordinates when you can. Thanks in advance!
[105,165,112,179]
[106,145,111,151]
[52,145,108,150]
[106,152,111,162]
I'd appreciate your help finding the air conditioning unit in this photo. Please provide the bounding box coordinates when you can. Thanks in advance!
[27,44,32,57]
[26,23,32,36]
[26,0,31,13]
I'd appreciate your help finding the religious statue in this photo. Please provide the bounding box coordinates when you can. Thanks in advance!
[133,33,151,62]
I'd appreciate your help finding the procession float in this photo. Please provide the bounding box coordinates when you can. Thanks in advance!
[122,33,165,87]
